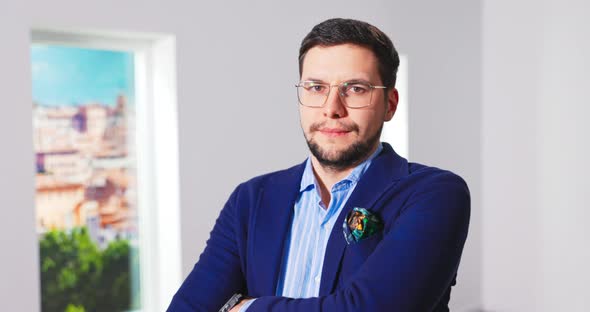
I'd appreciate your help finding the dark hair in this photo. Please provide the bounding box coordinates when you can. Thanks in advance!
[299,18,400,88]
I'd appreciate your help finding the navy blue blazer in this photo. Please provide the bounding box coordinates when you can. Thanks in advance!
[168,143,470,311]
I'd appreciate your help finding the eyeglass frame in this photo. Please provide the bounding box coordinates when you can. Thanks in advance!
[295,80,388,109]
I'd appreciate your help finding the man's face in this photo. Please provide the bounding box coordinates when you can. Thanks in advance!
[299,44,398,170]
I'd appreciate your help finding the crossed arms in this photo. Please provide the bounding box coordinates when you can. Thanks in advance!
[168,172,470,312]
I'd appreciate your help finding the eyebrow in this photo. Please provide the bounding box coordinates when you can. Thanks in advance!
[343,79,372,85]
[301,78,372,84]
[301,78,327,84]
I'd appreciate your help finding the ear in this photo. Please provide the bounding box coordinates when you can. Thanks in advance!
[384,88,398,121]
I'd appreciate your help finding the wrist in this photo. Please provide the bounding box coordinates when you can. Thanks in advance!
[231,298,253,312]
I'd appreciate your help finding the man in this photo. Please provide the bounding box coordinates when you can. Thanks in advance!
[168,18,470,312]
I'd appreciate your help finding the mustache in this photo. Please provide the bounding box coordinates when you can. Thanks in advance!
[310,121,359,133]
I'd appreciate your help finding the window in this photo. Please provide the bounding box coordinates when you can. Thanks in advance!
[32,29,180,312]
[381,55,409,159]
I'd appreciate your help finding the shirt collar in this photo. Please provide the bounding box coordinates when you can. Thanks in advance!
[299,142,384,193]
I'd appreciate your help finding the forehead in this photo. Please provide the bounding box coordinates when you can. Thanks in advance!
[301,44,380,82]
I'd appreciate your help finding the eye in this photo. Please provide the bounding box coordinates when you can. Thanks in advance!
[303,82,327,93]
[351,86,366,93]
[311,85,325,92]
[345,83,369,94]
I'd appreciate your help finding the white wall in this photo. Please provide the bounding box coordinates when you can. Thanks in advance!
[0,1,482,310]
[482,0,590,311]
[481,1,542,309]
[538,1,590,309]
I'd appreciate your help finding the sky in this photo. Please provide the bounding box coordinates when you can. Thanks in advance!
[31,45,135,107]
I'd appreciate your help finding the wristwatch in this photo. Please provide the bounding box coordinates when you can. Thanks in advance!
[218,293,244,312]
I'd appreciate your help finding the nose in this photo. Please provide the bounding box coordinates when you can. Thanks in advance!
[323,86,348,119]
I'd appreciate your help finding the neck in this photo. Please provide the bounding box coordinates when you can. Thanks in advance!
[310,157,353,191]
[310,143,379,207]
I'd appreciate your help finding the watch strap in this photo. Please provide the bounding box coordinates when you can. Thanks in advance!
[218,293,243,312]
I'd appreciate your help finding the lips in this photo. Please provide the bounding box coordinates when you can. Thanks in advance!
[318,128,351,137]
[310,122,358,138]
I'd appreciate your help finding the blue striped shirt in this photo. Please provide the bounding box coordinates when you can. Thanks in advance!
[239,143,382,311]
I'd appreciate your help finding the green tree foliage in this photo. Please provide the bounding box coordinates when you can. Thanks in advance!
[64,304,85,312]
[39,227,140,312]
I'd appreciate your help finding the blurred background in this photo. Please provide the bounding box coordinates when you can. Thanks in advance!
[0,0,588,311]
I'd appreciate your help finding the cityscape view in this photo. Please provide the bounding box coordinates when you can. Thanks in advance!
[32,44,140,312]
[34,95,137,246]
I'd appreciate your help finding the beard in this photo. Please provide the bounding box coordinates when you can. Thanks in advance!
[304,121,383,171]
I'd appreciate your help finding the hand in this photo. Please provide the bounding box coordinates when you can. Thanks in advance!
[228,298,253,312]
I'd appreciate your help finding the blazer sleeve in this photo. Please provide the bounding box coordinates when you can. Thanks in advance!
[167,185,247,312]
[247,172,471,312]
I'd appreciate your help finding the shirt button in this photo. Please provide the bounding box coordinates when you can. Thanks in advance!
[314,276,321,283]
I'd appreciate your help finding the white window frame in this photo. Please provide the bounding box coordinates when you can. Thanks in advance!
[381,54,409,159]
[31,28,181,312]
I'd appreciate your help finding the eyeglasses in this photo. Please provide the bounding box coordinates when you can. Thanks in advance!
[295,80,387,108]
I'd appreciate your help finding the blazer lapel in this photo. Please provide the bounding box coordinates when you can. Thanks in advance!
[249,162,305,296]
[319,143,408,295]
